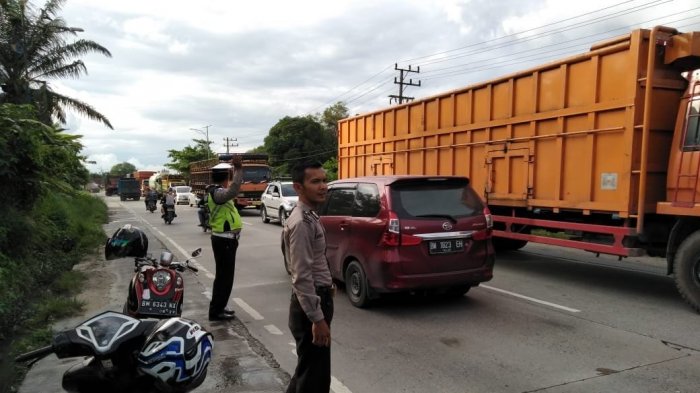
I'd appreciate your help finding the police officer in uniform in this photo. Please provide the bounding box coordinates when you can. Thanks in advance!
[283,161,333,393]
[207,157,243,321]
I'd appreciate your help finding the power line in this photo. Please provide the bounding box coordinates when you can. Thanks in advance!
[348,5,699,110]
[316,0,669,114]
[413,0,672,70]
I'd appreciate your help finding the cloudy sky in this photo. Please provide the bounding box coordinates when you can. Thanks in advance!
[49,0,700,173]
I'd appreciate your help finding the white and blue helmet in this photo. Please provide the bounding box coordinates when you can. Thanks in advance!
[137,317,214,392]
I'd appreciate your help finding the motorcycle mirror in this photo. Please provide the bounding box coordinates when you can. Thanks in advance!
[191,248,202,257]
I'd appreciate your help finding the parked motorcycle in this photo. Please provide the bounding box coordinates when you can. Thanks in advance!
[15,311,213,393]
[146,199,157,213]
[123,249,201,319]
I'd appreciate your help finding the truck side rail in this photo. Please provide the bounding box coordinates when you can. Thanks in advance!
[493,214,643,257]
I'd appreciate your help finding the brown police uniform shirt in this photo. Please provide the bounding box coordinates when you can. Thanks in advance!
[283,200,332,322]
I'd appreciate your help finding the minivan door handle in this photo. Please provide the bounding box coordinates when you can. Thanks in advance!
[339,222,350,231]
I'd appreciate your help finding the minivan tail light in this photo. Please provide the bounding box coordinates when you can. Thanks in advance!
[483,206,493,229]
[379,211,423,247]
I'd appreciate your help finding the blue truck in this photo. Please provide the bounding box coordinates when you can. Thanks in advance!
[118,178,141,201]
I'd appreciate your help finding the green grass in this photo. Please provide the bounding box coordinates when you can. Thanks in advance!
[51,270,86,296]
[7,269,88,393]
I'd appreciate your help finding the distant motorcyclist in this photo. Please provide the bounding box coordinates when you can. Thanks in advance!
[197,192,209,227]
[161,188,176,218]
[145,187,158,211]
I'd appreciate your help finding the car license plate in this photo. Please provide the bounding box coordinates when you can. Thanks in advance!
[428,239,464,255]
[139,299,179,316]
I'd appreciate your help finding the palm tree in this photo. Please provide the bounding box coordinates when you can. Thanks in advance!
[0,0,113,129]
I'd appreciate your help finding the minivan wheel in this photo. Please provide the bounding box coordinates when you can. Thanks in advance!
[345,261,371,308]
[261,206,270,223]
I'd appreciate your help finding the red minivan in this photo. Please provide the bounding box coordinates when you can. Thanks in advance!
[319,175,495,307]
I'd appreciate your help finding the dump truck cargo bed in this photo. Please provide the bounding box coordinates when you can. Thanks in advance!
[338,28,690,218]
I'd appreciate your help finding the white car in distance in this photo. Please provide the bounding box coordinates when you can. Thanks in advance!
[173,186,197,206]
[261,181,298,226]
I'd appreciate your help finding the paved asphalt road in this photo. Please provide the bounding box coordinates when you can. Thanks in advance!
[27,196,699,393]
[123,197,700,393]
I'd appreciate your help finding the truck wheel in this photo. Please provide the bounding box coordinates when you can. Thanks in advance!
[261,206,270,223]
[345,261,372,308]
[673,230,700,312]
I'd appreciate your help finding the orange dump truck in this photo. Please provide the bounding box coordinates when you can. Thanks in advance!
[338,26,700,310]
[132,170,156,196]
[190,154,272,210]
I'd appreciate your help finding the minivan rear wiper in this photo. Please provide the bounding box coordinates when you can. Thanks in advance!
[414,214,457,223]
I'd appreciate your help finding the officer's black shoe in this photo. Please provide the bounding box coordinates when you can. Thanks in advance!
[222,308,235,315]
[209,311,235,321]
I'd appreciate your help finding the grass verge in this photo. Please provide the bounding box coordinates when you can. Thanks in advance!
[7,270,87,391]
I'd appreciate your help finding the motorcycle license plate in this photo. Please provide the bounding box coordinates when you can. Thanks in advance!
[139,299,179,316]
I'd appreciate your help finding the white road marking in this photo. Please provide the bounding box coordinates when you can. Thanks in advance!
[288,348,353,393]
[236,280,289,289]
[233,297,264,320]
[264,324,284,335]
[331,376,353,393]
[480,285,581,313]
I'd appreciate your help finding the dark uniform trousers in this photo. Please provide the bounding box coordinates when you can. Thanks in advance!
[209,235,239,315]
[287,287,334,393]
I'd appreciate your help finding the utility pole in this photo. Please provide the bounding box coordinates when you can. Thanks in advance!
[388,63,421,105]
[190,125,212,159]
[223,137,238,154]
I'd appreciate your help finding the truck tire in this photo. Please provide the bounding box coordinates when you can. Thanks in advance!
[673,230,700,312]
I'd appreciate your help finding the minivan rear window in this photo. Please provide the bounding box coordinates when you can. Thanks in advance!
[390,179,484,219]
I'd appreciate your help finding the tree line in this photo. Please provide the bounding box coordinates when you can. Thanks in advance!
[165,101,348,181]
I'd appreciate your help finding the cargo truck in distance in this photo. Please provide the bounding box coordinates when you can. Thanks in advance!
[104,175,121,196]
[118,178,141,201]
[338,26,700,311]
[190,154,272,210]
[147,173,186,198]
[132,170,156,196]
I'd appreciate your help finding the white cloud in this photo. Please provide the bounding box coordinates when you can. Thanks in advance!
[53,0,700,172]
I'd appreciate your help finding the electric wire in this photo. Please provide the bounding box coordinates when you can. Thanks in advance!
[318,0,674,112]
[348,5,700,109]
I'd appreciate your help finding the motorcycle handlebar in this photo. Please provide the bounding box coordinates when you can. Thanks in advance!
[15,345,53,362]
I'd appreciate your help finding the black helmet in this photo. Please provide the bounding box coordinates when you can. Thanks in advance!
[105,224,148,260]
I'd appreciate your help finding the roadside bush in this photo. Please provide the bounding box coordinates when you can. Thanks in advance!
[0,192,107,337]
